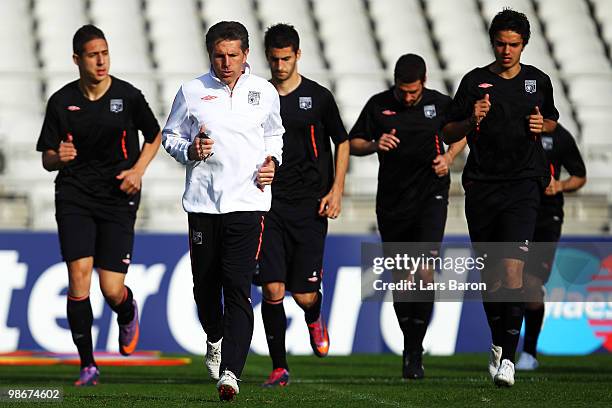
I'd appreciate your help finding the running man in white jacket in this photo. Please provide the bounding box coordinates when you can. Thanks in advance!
[162,21,284,402]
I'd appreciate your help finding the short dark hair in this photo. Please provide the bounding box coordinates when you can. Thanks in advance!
[394,54,426,84]
[73,24,106,55]
[489,8,531,46]
[264,23,300,53]
[205,21,249,54]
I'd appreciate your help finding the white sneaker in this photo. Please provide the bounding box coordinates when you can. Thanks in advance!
[494,359,516,387]
[516,352,539,371]
[216,369,239,401]
[488,344,502,379]
[205,338,222,380]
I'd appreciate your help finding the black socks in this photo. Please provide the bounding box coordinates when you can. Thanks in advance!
[262,299,288,370]
[108,286,135,325]
[67,295,95,368]
[523,305,544,357]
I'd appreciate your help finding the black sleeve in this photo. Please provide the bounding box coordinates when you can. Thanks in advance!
[540,73,559,122]
[322,88,348,144]
[36,95,63,152]
[437,93,454,127]
[558,126,586,178]
[131,88,160,143]
[443,74,473,126]
[348,97,378,141]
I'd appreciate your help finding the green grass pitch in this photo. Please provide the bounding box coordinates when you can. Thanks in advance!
[1,354,611,407]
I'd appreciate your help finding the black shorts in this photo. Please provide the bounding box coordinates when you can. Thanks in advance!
[377,193,448,255]
[188,210,265,293]
[55,198,136,273]
[255,200,327,294]
[464,179,541,262]
[525,209,563,283]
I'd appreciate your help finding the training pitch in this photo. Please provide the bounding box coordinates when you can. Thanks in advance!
[1,353,611,407]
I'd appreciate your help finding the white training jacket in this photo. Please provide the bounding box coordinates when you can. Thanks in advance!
[162,64,284,214]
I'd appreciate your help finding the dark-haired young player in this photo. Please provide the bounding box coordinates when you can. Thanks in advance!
[350,54,466,379]
[516,123,586,370]
[442,9,559,386]
[36,24,161,386]
[257,23,349,387]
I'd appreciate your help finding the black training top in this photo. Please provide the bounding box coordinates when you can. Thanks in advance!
[540,123,586,215]
[349,87,452,219]
[36,76,160,208]
[445,63,559,184]
[272,76,348,202]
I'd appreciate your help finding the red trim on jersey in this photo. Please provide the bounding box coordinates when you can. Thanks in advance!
[435,134,441,155]
[255,215,265,260]
[121,130,128,159]
[550,163,555,177]
[310,125,318,159]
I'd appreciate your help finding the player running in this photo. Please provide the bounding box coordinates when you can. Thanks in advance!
[257,23,349,387]
[162,21,284,401]
[442,9,559,386]
[516,123,586,370]
[36,25,161,386]
[350,54,466,379]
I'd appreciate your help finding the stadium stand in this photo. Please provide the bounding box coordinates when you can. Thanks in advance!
[0,0,609,234]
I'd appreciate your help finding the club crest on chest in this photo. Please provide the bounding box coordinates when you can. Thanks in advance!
[299,96,312,110]
[525,80,537,94]
[248,91,260,105]
[110,99,123,113]
[423,104,436,119]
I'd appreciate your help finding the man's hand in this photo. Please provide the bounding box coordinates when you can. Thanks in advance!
[319,188,342,219]
[58,133,77,164]
[376,128,400,152]
[257,156,276,190]
[473,93,491,125]
[116,168,144,195]
[188,126,214,161]
[545,175,563,196]
[528,106,544,134]
[432,153,452,177]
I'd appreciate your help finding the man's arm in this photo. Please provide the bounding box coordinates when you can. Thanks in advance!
[350,129,399,156]
[116,133,161,195]
[319,140,349,218]
[442,94,490,144]
[432,137,467,176]
[442,119,473,144]
[42,133,77,171]
[545,175,586,196]
[162,87,195,164]
[263,91,284,165]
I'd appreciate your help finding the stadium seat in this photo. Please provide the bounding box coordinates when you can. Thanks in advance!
[0,78,42,113]
[334,76,386,119]
[146,0,209,76]
[0,0,38,72]
[592,0,612,48]
[201,0,268,75]
[90,0,152,74]
[34,0,87,73]
[426,0,492,76]
[537,0,609,75]
[257,0,326,74]
[311,0,382,74]
[369,0,442,77]
[567,77,612,107]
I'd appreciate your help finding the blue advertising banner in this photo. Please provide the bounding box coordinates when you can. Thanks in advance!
[1,233,611,356]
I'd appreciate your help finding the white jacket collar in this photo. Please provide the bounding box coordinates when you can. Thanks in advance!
[209,62,251,88]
